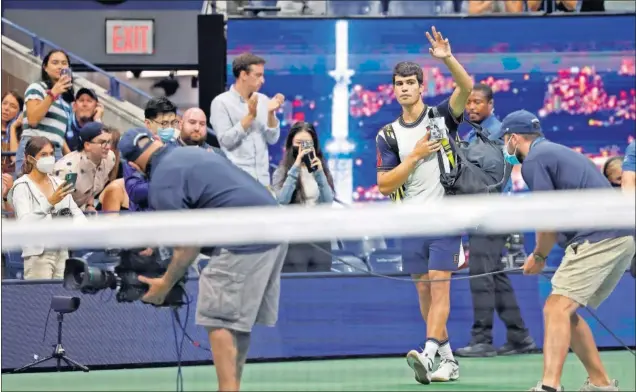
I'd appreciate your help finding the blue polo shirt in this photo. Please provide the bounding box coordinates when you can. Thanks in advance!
[521,139,631,248]
[147,146,278,254]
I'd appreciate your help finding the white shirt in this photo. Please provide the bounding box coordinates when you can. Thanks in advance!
[209,85,281,186]
[8,174,85,257]
[376,98,462,203]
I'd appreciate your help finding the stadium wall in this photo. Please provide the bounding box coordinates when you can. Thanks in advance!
[2,272,634,371]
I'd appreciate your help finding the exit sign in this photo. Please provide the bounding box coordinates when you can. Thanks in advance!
[105,19,154,55]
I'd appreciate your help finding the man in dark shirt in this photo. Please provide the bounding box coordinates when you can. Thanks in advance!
[500,110,635,392]
[118,128,287,392]
[457,85,535,358]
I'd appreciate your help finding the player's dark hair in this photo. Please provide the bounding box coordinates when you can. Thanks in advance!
[144,97,177,120]
[473,83,494,101]
[232,53,266,78]
[277,122,334,204]
[392,61,423,85]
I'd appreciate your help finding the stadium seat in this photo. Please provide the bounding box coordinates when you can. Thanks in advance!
[331,251,369,273]
[384,237,402,250]
[367,249,403,273]
[3,251,24,280]
[327,0,382,16]
[341,237,388,260]
[387,0,454,16]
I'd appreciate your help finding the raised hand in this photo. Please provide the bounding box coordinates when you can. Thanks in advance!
[268,93,285,113]
[426,26,452,60]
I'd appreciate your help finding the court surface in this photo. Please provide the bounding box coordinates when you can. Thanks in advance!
[2,351,634,391]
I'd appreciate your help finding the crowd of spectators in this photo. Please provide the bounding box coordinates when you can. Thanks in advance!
[215,0,631,17]
[0,49,337,280]
[1,28,634,281]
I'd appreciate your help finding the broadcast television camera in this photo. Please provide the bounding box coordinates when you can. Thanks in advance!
[63,248,187,307]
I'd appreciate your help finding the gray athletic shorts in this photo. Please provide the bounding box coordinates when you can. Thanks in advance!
[195,244,288,333]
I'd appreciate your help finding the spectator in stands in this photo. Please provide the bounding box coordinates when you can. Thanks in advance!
[210,53,284,187]
[602,156,623,188]
[7,136,84,280]
[2,173,13,212]
[121,98,178,213]
[144,97,179,143]
[272,122,334,272]
[1,91,24,174]
[65,88,104,152]
[98,126,129,212]
[467,0,524,14]
[16,49,74,177]
[527,0,605,12]
[53,122,116,212]
[172,107,225,156]
[622,141,635,190]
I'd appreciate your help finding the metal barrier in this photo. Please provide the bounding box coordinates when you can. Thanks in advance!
[1,17,153,104]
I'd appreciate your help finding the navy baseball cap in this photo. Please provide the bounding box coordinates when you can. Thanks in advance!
[119,128,155,163]
[75,87,98,102]
[78,122,106,150]
[500,110,543,137]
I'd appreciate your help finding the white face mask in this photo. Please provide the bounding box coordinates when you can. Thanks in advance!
[35,156,56,174]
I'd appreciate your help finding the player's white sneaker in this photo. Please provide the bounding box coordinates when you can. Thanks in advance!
[406,350,434,384]
[431,359,460,382]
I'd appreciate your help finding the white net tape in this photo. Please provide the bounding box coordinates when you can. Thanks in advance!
[1,189,634,251]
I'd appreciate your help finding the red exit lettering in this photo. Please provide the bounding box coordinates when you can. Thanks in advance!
[111,25,150,54]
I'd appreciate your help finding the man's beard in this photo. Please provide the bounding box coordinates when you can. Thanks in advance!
[183,137,204,147]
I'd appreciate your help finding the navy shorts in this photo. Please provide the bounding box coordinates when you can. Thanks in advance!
[401,236,462,274]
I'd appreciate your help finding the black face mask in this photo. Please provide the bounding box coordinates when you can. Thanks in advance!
[611,182,622,188]
[292,146,300,158]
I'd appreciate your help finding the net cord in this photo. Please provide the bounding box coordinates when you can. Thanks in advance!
[2,189,634,251]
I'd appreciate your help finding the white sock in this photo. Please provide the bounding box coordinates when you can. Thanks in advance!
[423,339,440,361]
[438,339,455,362]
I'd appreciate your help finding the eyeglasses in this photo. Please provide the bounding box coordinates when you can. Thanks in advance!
[89,140,111,148]
[152,119,180,128]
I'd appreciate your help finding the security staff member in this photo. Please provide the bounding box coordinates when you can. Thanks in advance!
[457,85,536,358]
[501,110,634,392]
[118,128,288,392]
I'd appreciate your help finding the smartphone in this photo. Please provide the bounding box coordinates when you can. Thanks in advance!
[64,173,78,188]
[429,126,443,142]
[60,68,72,79]
[300,140,317,173]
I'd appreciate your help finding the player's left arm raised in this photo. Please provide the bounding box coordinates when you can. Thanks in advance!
[426,27,473,118]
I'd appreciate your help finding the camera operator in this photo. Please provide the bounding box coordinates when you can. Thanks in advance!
[118,128,287,392]
[272,122,334,272]
[7,136,85,279]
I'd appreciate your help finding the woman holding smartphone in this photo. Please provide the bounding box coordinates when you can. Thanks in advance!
[15,49,74,177]
[272,122,335,272]
[7,136,84,280]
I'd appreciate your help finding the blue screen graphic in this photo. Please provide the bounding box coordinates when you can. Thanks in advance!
[227,15,636,202]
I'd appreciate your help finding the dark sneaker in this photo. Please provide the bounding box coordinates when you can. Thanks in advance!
[529,381,564,391]
[498,337,537,356]
[455,343,497,358]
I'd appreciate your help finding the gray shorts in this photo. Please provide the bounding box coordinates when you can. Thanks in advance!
[195,244,288,333]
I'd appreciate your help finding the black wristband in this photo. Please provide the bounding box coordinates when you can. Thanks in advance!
[533,252,547,263]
